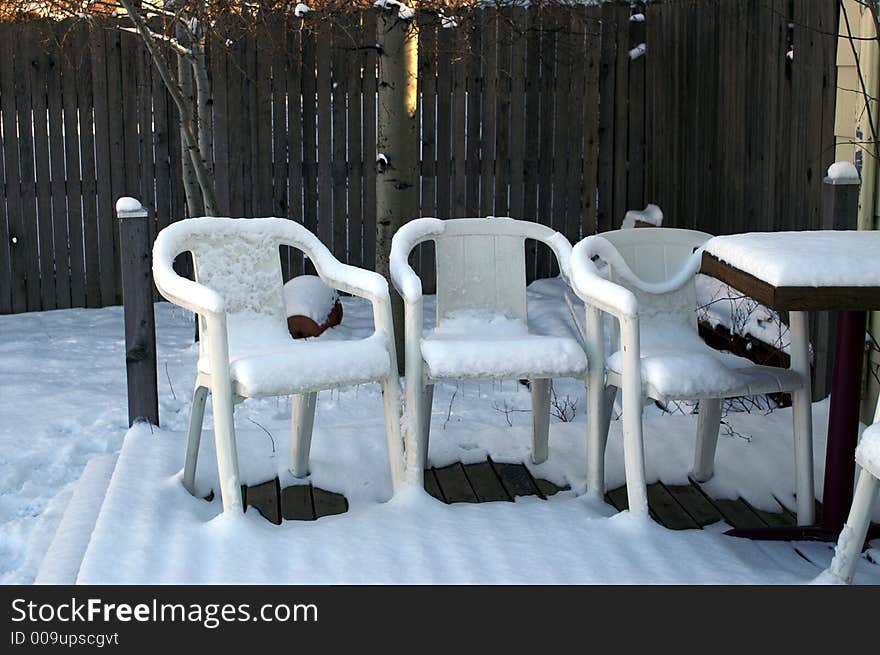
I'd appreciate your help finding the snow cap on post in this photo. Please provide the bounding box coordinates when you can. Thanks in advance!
[825,161,860,186]
[116,197,148,217]
[374,0,415,21]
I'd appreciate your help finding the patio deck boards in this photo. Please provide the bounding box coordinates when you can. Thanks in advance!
[245,458,798,530]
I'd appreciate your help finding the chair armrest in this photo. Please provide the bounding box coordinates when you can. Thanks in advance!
[152,233,225,316]
[543,232,574,284]
[390,218,445,305]
[315,260,390,306]
[570,237,639,320]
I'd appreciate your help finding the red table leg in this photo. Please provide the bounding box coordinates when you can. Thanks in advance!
[725,310,878,542]
[820,310,867,532]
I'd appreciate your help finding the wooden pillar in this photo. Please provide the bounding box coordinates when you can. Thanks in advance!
[117,197,159,426]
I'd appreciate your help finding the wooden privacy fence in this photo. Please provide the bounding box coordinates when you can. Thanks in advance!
[0,1,839,316]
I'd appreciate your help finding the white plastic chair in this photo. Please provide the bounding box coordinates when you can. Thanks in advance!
[152,216,404,513]
[390,217,586,483]
[824,402,880,584]
[570,228,815,523]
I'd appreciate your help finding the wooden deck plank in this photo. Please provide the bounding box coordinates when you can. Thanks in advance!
[246,478,281,525]
[463,461,510,502]
[606,486,629,511]
[433,463,478,503]
[491,460,541,498]
[709,498,767,530]
[281,484,315,521]
[646,484,699,530]
[745,501,797,528]
[533,477,566,499]
[312,487,348,519]
[423,469,445,503]
[664,483,722,527]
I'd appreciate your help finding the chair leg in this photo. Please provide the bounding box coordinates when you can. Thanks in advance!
[183,385,209,494]
[531,378,551,464]
[421,384,434,461]
[828,469,879,584]
[381,375,405,493]
[290,391,318,478]
[692,397,722,482]
[587,384,616,496]
[210,383,243,513]
[620,319,649,516]
[789,310,815,525]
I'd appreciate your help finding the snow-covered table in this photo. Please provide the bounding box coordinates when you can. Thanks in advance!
[703,230,880,542]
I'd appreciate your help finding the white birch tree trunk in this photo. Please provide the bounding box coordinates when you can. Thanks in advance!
[376,10,418,371]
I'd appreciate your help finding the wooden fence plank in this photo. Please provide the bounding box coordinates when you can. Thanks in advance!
[14,28,42,311]
[47,26,70,309]
[435,20,453,220]
[419,17,437,219]
[300,19,318,252]
[30,33,56,309]
[418,15,437,292]
[522,9,540,279]
[479,9,497,217]
[362,9,377,271]
[451,21,468,219]
[597,1,618,233]
[494,10,512,218]
[0,24,16,313]
[255,22,274,217]
[581,8,600,235]
[507,8,527,222]
[316,18,333,247]
[552,12,574,242]
[287,20,305,276]
[245,25,260,217]
[152,59,172,234]
[211,32,231,217]
[272,19,289,229]
[464,15,482,217]
[626,2,645,212]
[331,16,348,261]
[536,8,556,277]
[60,27,86,308]
[269,20,295,281]
[346,15,364,269]
[101,27,124,304]
[227,34,245,217]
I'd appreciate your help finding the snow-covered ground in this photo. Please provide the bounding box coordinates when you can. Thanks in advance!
[1,278,878,584]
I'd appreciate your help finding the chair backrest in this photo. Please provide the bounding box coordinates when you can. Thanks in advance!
[598,227,711,327]
[187,223,287,325]
[431,218,559,324]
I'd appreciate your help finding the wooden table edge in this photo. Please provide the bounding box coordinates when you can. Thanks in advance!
[700,252,880,312]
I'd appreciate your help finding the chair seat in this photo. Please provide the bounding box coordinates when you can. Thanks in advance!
[606,321,803,399]
[198,318,391,397]
[856,423,880,479]
[420,311,587,380]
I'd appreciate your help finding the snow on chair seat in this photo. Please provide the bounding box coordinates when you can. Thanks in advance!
[570,228,815,524]
[605,322,802,400]
[152,215,404,514]
[220,335,390,398]
[421,311,587,380]
[390,216,582,484]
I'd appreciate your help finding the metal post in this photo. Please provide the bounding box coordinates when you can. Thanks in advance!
[117,197,159,427]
